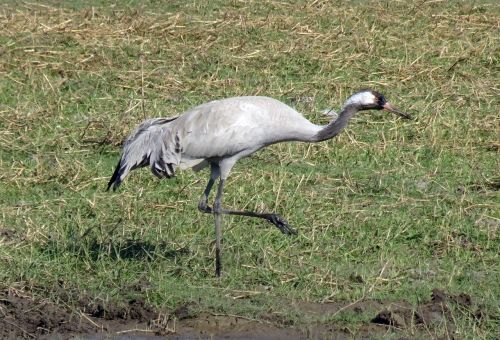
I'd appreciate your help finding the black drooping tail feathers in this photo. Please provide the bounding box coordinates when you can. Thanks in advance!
[107,156,148,191]
[107,116,180,191]
[107,160,124,191]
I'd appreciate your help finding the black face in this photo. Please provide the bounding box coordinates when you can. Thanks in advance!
[358,88,386,111]
[374,91,387,108]
[368,89,386,109]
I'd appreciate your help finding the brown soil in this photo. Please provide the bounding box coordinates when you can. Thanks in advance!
[0,287,483,339]
[0,228,21,242]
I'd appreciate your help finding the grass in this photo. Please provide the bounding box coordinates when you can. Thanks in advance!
[0,0,499,337]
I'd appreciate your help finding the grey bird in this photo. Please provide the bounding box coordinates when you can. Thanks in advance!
[107,89,410,276]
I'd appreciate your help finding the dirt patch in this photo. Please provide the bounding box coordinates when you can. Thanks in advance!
[0,289,169,339]
[171,313,306,340]
[85,298,157,321]
[0,288,486,339]
[0,228,21,243]
[0,288,94,339]
[371,288,482,332]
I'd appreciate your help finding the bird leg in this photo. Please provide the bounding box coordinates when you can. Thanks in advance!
[200,173,298,277]
[213,178,225,277]
[198,177,215,213]
[198,179,297,236]
[219,209,297,236]
[198,164,220,214]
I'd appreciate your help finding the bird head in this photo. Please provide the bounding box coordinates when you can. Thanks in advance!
[343,89,411,119]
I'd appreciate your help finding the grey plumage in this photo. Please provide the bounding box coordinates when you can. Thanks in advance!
[108,117,179,191]
[107,89,410,276]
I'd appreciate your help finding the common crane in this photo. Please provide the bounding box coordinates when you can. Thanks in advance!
[107,89,410,276]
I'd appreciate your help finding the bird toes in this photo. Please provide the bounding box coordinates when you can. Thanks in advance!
[269,214,298,236]
[198,201,212,213]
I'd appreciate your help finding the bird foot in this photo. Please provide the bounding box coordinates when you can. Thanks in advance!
[198,201,212,213]
[267,214,298,235]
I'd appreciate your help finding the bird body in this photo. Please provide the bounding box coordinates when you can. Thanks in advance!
[107,89,410,276]
[168,96,321,160]
[109,96,324,189]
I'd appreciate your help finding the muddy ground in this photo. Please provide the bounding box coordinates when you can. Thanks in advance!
[0,286,484,339]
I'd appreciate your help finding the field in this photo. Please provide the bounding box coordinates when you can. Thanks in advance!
[0,0,499,338]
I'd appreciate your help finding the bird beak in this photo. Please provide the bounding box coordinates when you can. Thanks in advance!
[383,102,412,119]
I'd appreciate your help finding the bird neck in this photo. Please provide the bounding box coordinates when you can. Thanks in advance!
[313,104,360,142]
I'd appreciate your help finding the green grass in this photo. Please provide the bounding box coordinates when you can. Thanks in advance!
[0,0,499,337]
